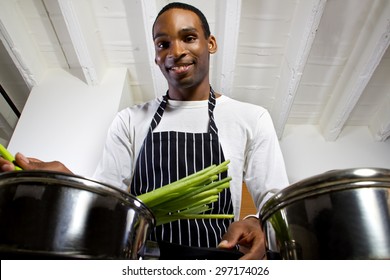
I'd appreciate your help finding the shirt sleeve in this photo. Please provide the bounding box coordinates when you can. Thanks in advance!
[243,110,289,213]
[93,111,134,191]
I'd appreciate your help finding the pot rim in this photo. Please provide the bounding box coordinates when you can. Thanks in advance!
[0,170,156,226]
[260,167,390,222]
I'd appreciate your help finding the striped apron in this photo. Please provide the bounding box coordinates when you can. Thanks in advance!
[130,88,233,248]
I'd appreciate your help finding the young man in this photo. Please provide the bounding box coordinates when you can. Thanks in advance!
[0,2,288,259]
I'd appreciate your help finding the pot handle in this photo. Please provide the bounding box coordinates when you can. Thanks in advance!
[138,240,244,260]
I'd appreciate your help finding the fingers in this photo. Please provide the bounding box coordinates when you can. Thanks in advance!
[14,153,73,174]
[218,218,265,260]
[0,157,15,172]
[238,232,265,260]
[14,153,38,170]
[218,223,242,249]
[1,152,73,174]
[1,153,43,171]
[13,153,31,168]
[219,218,260,246]
[217,239,235,249]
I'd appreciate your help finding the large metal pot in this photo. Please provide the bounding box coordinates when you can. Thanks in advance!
[260,168,390,260]
[0,171,155,259]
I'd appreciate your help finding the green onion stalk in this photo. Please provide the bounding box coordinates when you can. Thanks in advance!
[136,160,235,226]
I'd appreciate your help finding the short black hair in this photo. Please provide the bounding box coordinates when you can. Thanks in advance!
[152,2,211,38]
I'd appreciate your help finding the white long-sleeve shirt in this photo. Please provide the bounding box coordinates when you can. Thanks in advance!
[94,95,289,220]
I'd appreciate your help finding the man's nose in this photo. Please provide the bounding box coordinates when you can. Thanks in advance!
[169,40,185,58]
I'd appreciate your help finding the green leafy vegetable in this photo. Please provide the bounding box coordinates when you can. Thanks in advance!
[136,160,234,226]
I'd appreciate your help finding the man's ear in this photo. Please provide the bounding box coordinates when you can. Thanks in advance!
[208,35,217,54]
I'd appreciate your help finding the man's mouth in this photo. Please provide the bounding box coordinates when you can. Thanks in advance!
[168,64,193,74]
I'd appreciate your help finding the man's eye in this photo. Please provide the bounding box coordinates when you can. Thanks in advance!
[157,41,169,49]
[185,36,196,42]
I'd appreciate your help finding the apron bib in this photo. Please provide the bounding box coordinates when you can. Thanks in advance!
[130,88,233,248]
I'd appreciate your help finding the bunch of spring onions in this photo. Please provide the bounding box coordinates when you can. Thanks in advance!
[136,160,234,226]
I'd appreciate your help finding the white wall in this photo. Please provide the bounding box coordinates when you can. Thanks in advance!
[280,124,390,184]
[8,68,128,177]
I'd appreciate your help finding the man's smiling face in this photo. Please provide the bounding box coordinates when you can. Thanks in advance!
[153,8,217,91]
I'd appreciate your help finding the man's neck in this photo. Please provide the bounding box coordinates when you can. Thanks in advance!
[167,83,211,101]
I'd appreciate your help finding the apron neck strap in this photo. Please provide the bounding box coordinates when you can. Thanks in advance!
[151,86,219,134]
[208,87,218,134]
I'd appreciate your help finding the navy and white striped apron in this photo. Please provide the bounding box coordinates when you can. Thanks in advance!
[130,88,233,248]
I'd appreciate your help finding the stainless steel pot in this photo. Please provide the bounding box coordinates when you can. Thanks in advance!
[0,171,155,259]
[260,168,390,260]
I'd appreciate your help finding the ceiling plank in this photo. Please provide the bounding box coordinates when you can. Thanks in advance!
[0,112,13,143]
[320,0,390,141]
[213,0,242,97]
[140,0,167,98]
[370,94,390,141]
[0,0,46,89]
[43,0,106,85]
[271,0,327,139]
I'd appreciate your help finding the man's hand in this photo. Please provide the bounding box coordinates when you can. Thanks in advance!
[1,153,72,174]
[0,157,15,172]
[218,216,265,260]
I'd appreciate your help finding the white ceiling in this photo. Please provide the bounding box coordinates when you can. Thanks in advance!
[0,0,389,145]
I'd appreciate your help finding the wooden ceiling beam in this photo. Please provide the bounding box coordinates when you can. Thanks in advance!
[370,93,390,141]
[213,0,242,97]
[271,0,327,139]
[0,0,46,89]
[319,0,390,141]
[0,112,13,142]
[139,0,167,98]
[43,0,106,85]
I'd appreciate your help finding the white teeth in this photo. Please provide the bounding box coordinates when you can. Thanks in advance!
[171,65,190,71]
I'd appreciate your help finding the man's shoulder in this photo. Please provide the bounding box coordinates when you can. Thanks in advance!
[111,97,162,128]
[217,95,268,115]
[119,97,161,115]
